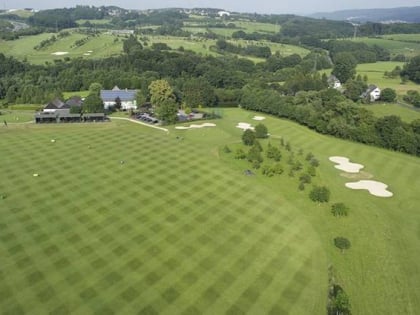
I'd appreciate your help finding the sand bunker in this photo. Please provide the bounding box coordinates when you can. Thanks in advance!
[87,50,93,53]
[83,53,91,56]
[51,51,69,56]
[253,116,266,121]
[175,123,216,130]
[345,180,393,197]
[236,122,255,131]
[329,156,364,173]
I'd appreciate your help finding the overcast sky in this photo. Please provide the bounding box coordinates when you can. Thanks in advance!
[4,0,420,15]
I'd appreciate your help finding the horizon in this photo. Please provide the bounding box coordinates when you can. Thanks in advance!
[3,0,420,15]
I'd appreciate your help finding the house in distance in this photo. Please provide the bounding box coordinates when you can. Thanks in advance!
[100,86,137,111]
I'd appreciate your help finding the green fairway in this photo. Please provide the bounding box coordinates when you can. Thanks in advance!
[0,32,123,64]
[1,109,419,314]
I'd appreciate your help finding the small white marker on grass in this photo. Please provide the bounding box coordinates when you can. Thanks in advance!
[33,173,39,177]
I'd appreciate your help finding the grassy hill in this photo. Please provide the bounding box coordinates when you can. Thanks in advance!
[0,32,123,64]
[0,108,419,314]
[0,30,308,64]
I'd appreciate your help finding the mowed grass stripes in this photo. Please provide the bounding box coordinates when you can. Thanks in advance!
[0,120,325,314]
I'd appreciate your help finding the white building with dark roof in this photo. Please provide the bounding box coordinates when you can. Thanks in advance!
[100,86,137,110]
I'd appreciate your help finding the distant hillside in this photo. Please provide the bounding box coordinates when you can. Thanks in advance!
[310,6,420,23]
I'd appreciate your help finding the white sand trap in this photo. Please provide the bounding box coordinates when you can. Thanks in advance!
[345,180,393,197]
[329,156,364,173]
[175,123,216,130]
[87,50,93,53]
[51,139,56,143]
[83,53,91,56]
[33,173,39,177]
[236,122,255,131]
[51,51,69,56]
[253,116,266,121]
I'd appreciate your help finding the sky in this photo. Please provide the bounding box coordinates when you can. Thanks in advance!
[4,0,420,15]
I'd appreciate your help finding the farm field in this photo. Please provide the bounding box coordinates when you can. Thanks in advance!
[1,108,420,314]
[362,103,420,122]
[356,62,420,94]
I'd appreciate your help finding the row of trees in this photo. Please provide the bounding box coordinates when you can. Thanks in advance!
[240,87,420,156]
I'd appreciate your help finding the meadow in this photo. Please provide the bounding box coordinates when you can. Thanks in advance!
[1,108,419,314]
[356,62,420,94]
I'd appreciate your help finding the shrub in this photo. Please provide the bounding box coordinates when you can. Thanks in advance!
[331,203,349,216]
[255,123,268,138]
[334,237,351,251]
[309,186,330,203]
[299,173,312,184]
[223,145,231,153]
[235,148,246,159]
[242,129,256,145]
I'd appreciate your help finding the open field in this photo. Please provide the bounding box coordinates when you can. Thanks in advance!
[361,103,420,122]
[356,62,420,94]
[352,37,420,58]
[184,20,281,37]
[1,108,420,314]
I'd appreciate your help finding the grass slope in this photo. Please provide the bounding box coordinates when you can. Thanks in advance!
[1,109,419,314]
[361,103,420,122]
[356,62,420,94]
[0,33,123,64]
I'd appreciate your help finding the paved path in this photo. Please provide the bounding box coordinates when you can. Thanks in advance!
[110,116,169,132]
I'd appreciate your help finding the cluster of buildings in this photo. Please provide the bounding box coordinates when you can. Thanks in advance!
[327,75,381,102]
[35,86,137,124]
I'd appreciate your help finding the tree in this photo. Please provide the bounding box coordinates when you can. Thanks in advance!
[242,129,256,146]
[266,143,282,161]
[401,55,420,83]
[148,79,175,110]
[123,34,143,54]
[155,98,178,124]
[309,186,330,203]
[331,203,349,216]
[182,78,216,109]
[343,79,367,102]
[83,94,104,113]
[332,52,357,83]
[114,96,122,111]
[334,237,351,251]
[380,88,396,102]
[89,82,102,96]
[255,123,268,138]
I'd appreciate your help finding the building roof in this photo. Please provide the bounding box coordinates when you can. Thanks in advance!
[100,87,137,102]
[65,96,83,107]
[366,85,379,93]
[44,98,66,109]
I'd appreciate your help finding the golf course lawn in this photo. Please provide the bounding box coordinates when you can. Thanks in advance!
[1,108,419,314]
